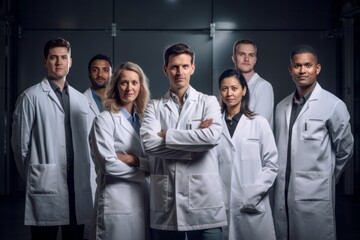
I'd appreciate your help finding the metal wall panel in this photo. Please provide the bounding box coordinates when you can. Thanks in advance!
[18,0,113,29]
[214,0,335,30]
[115,0,212,29]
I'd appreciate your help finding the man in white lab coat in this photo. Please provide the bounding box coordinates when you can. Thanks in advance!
[11,38,93,240]
[83,53,112,200]
[140,43,227,240]
[272,44,354,240]
[232,39,274,128]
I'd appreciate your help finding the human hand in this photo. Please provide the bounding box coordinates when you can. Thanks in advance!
[199,118,213,129]
[116,152,140,167]
[157,130,167,138]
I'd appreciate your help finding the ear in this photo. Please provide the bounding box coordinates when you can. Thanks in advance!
[69,57,72,68]
[43,58,47,68]
[288,64,292,75]
[242,86,247,96]
[231,55,235,64]
[316,63,321,75]
[162,65,168,76]
[190,64,195,75]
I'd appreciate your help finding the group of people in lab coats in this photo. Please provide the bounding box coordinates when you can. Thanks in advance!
[11,38,354,240]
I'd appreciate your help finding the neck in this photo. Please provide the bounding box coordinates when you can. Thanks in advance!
[296,81,317,97]
[226,105,241,119]
[51,78,66,91]
[242,70,255,82]
[123,102,134,115]
[92,87,106,99]
[171,87,187,105]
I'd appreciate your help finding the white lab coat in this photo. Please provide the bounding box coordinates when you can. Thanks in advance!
[11,78,93,226]
[248,73,274,128]
[273,83,354,240]
[218,113,278,240]
[89,110,150,240]
[140,86,227,231]
[84,88,100,201]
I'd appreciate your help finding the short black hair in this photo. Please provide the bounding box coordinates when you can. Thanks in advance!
[290,44,318,63]
[163,43,195,67]
[88,54,112,72]
[44,38,71,59]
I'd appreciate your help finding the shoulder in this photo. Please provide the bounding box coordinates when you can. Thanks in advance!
[276,93,293,109]
[254,74,273,89]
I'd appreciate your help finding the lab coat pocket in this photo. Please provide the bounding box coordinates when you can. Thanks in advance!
[301,118,325,141]
[189,173,223,209]
[28,164,58,194]
[241,138,260,162]
[294,171,330,201]
[232,184,266,214]
[104,182,132,215]
[150,174,168,211]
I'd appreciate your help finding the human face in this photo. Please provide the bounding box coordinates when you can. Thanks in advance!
[44,47,72,81]
[232,43,257,74]
[220,76,246,111]
[117,70,141,108]
[163,53,195,94]
[289,53,321,94]
[89,59,112,89]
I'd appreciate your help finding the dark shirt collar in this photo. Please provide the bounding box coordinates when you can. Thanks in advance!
[49,80,68,93]
[293,88,313,105]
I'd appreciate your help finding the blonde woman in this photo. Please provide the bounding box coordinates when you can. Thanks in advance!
[89,62,150,240]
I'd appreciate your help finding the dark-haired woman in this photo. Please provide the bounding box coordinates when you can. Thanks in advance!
[217,69,278,240]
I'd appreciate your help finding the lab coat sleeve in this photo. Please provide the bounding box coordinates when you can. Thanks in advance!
[253,81,274,126]
[140,100,192,160]
[11,93,34,180]
[89,113,145,182]
[166,95,222,152]
[242,118,278,210]
[329,100,354,182]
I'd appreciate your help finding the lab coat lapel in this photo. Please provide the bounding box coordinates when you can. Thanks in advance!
[163,91,179,120]
[41,78,63,112]
[113,111,141,142]
[296,83,321,120]
[221,113,234,148]
[178,87,197,124]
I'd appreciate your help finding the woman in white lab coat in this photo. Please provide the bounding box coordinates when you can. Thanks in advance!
[217,69,278,240]
[89,62,150,240]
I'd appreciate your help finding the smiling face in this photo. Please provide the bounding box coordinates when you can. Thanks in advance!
[117,70,140,110]
[220,75,246,111]
[89,59,112,90]
[163,53,195,95]
[289,52,321,96]
[44,47,72,81]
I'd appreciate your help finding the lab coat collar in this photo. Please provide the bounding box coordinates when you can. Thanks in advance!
[284,82,321,127]
[111,110,141,141]
[163,85,198,120]
[84,88,100,116]
[41,78,64,112]
[221,111,247,146]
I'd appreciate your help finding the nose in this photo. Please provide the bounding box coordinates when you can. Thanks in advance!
[299,66,306,73]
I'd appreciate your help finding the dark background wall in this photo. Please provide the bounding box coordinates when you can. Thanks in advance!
[0,0,360,239]
[0,0,359,206]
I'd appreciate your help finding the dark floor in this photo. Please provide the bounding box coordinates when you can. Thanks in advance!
[1,191,360,240]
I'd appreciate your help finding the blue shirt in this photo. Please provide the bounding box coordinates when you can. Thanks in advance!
[120,108,140,135]
[91,89,104,112]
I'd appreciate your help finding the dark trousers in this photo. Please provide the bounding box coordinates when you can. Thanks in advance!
[151,227,223,240]
[30,224,84,240]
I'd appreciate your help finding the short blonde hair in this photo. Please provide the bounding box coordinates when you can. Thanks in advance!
[103,62,150,116]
